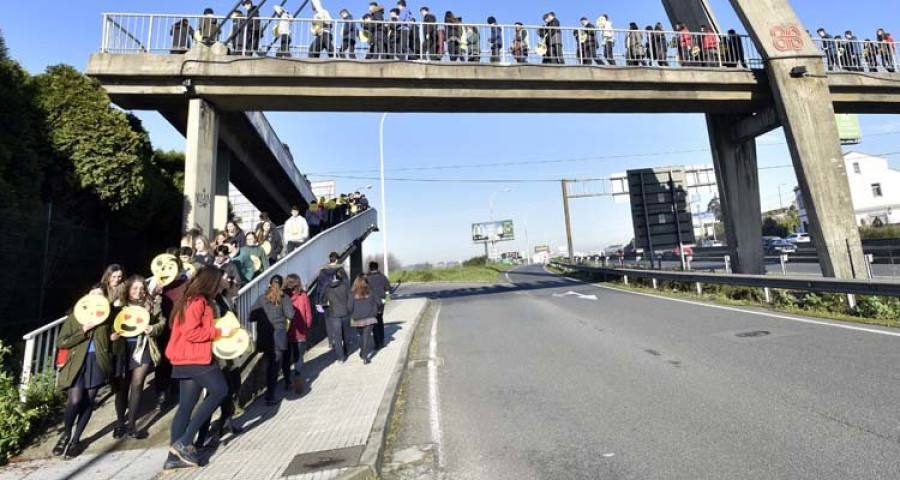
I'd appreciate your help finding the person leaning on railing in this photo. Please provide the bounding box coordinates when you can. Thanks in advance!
[170,19,194,54]
[198,8,219,46]
[52,284,122,459]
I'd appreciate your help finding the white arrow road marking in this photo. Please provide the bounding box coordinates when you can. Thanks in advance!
[552,291,598,300]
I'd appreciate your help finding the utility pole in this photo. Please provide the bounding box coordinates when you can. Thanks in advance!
[561,180,574,262]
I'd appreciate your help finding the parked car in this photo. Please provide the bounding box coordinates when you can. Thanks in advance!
[785,233,811,244]
[661,245,694,259]
[762,236,782,248]
[765,239,797,255]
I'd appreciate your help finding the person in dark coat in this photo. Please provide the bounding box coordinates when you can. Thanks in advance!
[542,12,563,64]
[366,3,388,59]
[576,17,598,65]
[241,0,262,55]
[321,267,352,362]
[170,19,194,54]
[724,29,745,68]
[445,12,462,61]
[250,275,295,405]
[257,220,284,265]
[53,285,122,459]
[420,8,438,60]
[817,28,839,71]
[365,262,390,349]
[339,9,357,59]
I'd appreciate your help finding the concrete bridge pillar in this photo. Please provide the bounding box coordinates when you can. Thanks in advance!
[727,0,865,278]
[214,148,231,232]
[706,115,764,274]
[349,240,364,281]
[183,98,220,236]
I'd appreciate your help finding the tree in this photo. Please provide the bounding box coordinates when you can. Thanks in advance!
[0,29,8,61]
[762,217,788,238]
[365,253,403,272]
[708,196,722,222]
[32,65,150,214]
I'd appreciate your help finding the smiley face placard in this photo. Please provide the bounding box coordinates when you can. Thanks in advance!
[151,254,180,287]
[183,263,197,278]
[73,294,111,327]
[213,329,251,360]
[114,306,150,338]
[215,311,241,331]
[250,255,263,273]
[261,241,272,256]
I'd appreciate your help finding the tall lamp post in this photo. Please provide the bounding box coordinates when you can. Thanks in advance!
[380,113,390,278]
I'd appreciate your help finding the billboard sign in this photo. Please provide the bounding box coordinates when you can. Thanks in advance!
[472,220,515,243]
[836,114,861,145]
[627,167,696,253]
[534,245,550,254]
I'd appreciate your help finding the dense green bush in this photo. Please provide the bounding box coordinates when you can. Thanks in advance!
[0,342,63,465]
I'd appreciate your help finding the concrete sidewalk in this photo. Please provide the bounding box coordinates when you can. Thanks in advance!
[0,298,427,480]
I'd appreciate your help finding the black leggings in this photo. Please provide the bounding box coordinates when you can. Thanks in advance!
[265,349,291,399]
[62,386,99,442]
[114,363,151,430]
[170,368,227,446]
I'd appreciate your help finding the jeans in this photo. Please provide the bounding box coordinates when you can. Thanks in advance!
[264,349,291,400]
[357,325,374,361]
[170,368,227,447]
[326,316,350,360]
[196,367,240,446]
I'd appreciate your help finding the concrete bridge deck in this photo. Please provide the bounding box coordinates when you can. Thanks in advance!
[87,54,900,115]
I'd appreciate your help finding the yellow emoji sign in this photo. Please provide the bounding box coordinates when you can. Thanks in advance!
[114,306,150,338]
[250,255,262,273]
[261,241,272,256]
[213,329,251,360]
[151,254,180,287]
[73,294,111,327]
[183,263,197,278]
[215,311,241,331]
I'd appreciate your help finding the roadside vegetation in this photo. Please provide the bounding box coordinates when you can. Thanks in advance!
[547,265,900,328]
[390,256,517,284]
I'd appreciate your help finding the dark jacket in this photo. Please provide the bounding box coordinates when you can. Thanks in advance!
[366,271,390,303]
[323,281,351,317]
[342,14,358,40]
[348,295,379,321]
[489,25,502,47]
[250,294,294,351]
[57,312,121,390]
[261,229,284,259]
[315,263,348,305]
[422,14,437,39]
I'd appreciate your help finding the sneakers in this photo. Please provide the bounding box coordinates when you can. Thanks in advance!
[163,453,195,470]
[128,428,149,440]
[63,441,83,459]
[292,378,305,395]
[169,440,200,467]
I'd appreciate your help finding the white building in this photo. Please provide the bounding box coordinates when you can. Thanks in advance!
[796,151,900,233]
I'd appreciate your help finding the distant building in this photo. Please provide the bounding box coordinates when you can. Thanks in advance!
[795,152,900,232]
[228,184,262,231]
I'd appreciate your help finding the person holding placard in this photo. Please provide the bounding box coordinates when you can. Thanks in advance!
[110,275,166,440]
[53,284,120,459]
[164,267,237,469]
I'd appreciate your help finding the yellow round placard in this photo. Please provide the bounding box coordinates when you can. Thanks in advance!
[261,241,272,256]
[250,255,262,273]
[150,254,180,287]
[213,329,251,360]
[215,311,241,331]
[73,294,111,327]
[183,263,197,278]
[114,306,150,338]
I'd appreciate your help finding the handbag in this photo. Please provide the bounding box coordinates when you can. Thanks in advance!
[55,348,70,369]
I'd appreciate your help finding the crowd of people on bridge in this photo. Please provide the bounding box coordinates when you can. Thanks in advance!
[166,1,897,71]
[49,192,384,471]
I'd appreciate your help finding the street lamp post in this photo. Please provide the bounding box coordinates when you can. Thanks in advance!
[380,113,390,278]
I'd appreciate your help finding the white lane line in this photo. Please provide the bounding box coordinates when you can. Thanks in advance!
[593,283,900,338]
[429,303,446,470]
[543,265,900,338]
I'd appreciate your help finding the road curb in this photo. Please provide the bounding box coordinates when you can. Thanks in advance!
[336,299,429,480]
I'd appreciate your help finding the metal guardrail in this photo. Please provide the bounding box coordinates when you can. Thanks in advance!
[551,261,900,299]
[99,13,764,69]
[19,209,378,392]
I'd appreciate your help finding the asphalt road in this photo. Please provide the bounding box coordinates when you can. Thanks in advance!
[384,266,900,480]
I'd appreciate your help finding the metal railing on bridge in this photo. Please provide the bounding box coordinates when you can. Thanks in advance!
[19,208,378,393]
[812,38,898,74]
[100,13,765,69]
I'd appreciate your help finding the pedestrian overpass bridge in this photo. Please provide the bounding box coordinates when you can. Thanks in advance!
[86,2,900,281]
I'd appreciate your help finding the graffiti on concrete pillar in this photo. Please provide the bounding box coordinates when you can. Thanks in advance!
[195,189,211,210]
[770,24,804,51]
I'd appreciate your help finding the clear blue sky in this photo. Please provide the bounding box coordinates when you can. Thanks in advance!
[4,1,900,264]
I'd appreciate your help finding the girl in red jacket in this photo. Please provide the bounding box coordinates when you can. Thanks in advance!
[285,274,313,394]
[164,266,236,469]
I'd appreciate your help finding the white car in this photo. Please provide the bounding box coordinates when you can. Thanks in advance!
[786,233,811,244]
